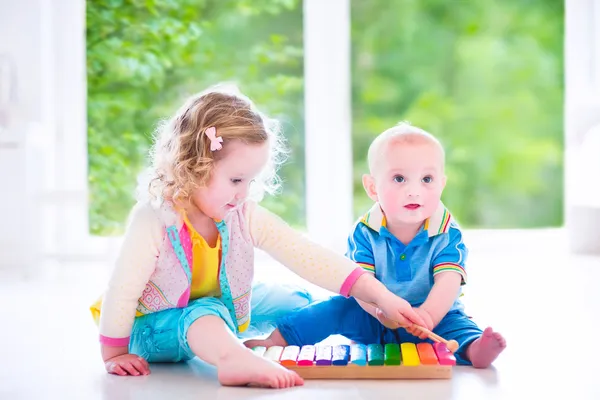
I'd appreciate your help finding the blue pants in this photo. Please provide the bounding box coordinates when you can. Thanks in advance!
[128,282,313,362]
[277,295,483,365]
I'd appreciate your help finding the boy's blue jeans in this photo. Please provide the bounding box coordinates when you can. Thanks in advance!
[277,295,483,365]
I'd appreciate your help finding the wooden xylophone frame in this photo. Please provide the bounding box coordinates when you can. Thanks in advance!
[284,364,452,380]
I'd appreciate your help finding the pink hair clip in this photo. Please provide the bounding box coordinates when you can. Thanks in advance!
[205,126,223,151]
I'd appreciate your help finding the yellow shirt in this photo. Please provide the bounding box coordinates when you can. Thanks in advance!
[182,213,222,299]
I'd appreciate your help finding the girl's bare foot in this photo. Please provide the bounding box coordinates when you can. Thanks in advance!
[217,347,303,388]
[466,327,506,368]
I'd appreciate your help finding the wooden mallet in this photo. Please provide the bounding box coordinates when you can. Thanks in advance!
[368,302,459,353]
[410,324,459,353]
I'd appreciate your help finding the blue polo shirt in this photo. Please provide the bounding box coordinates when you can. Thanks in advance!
[346,202,468,312]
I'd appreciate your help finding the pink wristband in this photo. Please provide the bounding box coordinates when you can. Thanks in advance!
[99,335,130,347]
[339,266,367,297]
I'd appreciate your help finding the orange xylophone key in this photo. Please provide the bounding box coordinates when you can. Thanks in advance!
[280,346,300,366]
[416,343,439,365]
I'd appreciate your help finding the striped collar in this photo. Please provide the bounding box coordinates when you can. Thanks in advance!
[359,202,452,238]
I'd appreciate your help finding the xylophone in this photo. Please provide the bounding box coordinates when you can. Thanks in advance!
[253,342,456,379]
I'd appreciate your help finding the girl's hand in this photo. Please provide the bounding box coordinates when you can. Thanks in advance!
[105,354,150,376]
[375,307,402,329]
[375,293,426,329]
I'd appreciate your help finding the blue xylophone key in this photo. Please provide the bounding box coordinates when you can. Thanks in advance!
[349,343,367,366]
[332,345,350,366]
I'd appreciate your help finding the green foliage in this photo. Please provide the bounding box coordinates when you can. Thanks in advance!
[87,0,564,235]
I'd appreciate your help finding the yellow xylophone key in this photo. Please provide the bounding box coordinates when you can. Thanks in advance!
[400,343,420,366]
[264,346,284,362]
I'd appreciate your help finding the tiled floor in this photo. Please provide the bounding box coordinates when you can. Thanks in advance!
[1,229,599,399]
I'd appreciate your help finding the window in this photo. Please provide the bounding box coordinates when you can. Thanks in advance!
[86,1,306,235]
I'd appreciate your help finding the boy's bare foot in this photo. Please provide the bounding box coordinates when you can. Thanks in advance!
[217,347,303,388]
[466,327,506,368]
[244,328,287,350]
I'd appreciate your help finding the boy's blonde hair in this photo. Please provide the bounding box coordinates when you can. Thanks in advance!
[143,83,287,204]
[367,121,445,173]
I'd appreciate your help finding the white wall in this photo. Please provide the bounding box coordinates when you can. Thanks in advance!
[0,0,90,268]
[0,0,46,268]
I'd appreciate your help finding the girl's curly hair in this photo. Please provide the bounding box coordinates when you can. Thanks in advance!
[139,83,288,205]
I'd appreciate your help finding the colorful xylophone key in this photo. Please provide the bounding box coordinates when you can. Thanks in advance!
[384,344,401,366]
[315,345,333,366]
[263,345,283,362]
[332,345,350,366]
[416,342,439,365]
[367,344,384,366]
[298,345,316,366]
[401,343,420,366]
[280,345,300,366]
[433,342,457,366]
[349,344,367,366]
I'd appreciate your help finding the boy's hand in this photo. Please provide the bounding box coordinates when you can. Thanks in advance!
[105,353,150,376]
[405,308,435,339]
[374,293,426,329]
